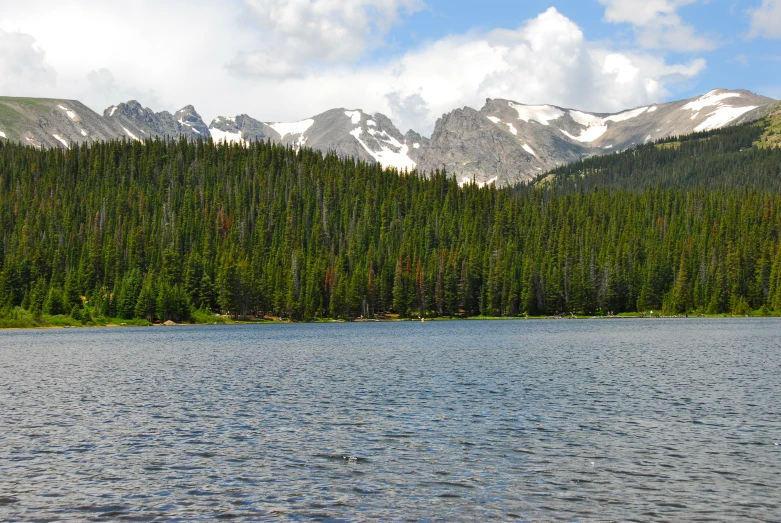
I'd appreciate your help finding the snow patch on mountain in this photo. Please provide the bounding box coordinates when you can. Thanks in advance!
[604,107,648,123]
[683,90,741,112]
[179,118,202,135]
[509,103,564,125]
[560,106,648,143]
[81,129,88,136]
[269,119,314,138]
[569,111,603,126]
[460,176,497,188]
[561,125,607,143]
[0,131,6,139]
[694,105,757,132]
[52,134,69,148]
[522,144,537,157]
[486,115,519,135]
[210,128,245,145]
[121,126,140,141]
[350,127,415,171]
[57,105,79,121]
[365,128,415,170]
[345,111,362,125]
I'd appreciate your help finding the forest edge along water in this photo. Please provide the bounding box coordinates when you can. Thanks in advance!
[2,121,781,328]
[0,310,773,330]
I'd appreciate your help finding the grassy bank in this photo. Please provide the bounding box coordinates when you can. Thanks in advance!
[0,306,779,330]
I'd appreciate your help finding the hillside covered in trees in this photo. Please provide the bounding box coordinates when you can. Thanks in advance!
[1,119,780,326]
[539,118,781,193]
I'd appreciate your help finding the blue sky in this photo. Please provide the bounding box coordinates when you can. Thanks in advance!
[0,0,779,134]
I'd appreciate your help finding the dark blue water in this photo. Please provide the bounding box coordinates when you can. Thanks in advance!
[1,319,779,521]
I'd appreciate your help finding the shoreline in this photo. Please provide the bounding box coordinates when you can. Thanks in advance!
[1,313,778,331]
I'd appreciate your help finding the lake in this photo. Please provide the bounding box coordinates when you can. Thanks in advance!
[1,319,779,521]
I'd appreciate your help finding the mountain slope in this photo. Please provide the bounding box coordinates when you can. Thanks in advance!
[0,97,210,148]
[104,101,209,141]
[208,108,428,171]
[755,101,781,149]
[0,89,775,182]
[537,118,781,193]
[418,89,775,186]
[416,105,586,186]
[0,97,124,148]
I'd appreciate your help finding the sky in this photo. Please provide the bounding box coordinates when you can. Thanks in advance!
[0,0,779,135]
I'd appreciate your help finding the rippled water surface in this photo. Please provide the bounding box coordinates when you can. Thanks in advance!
[1,319,780,521]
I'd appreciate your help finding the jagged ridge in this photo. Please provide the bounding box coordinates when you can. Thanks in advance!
[0,89,775,185]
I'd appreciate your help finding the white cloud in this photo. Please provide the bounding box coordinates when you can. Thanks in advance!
[0,28,56,95]
[0,0,249,113]
[231,0,424,77]
[747,0,781,39]
[0,2,707,137]
[348,7,706,132]
[85,68,162,109]
[598,0,717,51]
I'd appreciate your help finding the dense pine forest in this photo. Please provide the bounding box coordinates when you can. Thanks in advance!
[540,121,781,192]
[1,118,781,326]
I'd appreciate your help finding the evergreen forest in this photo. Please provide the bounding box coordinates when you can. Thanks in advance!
[540,121,781,192]
[1,117,780,326]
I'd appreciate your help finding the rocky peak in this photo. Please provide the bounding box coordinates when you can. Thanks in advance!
[173,105,209,138]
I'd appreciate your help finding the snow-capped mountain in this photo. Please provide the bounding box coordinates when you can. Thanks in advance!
[417,89,774,186]
[0,89,775,185]
[104,101,209,141]
[208,108,428,171]
[0,97,211,149]
[0,97,126,148]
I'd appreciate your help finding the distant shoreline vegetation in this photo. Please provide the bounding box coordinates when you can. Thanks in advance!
[0,310,778,330]
[1,117,781,328]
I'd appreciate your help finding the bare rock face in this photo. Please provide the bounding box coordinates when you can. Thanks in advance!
[417,106,586,186]
[417,89,776,186]
[104,101,209,141]
[173,106,210,138]
[0,98,125,149]
[208,108,427,172]
[404,130,430,164]
[209,114,280,144]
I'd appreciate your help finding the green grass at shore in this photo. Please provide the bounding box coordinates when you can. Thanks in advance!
[1,306,779,330]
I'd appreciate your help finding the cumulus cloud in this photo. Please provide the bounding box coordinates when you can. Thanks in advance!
[385,91,430,134]
[354,7,706,132]
[0,29,56,95]
[598,0,717,51]
[230,0,424,77]
[747,0,781,39]
[86,68,162,109]
[0,2,708,137]
[86,68,118,101]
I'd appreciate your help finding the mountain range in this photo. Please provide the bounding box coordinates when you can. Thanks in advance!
[0,89,775,186]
